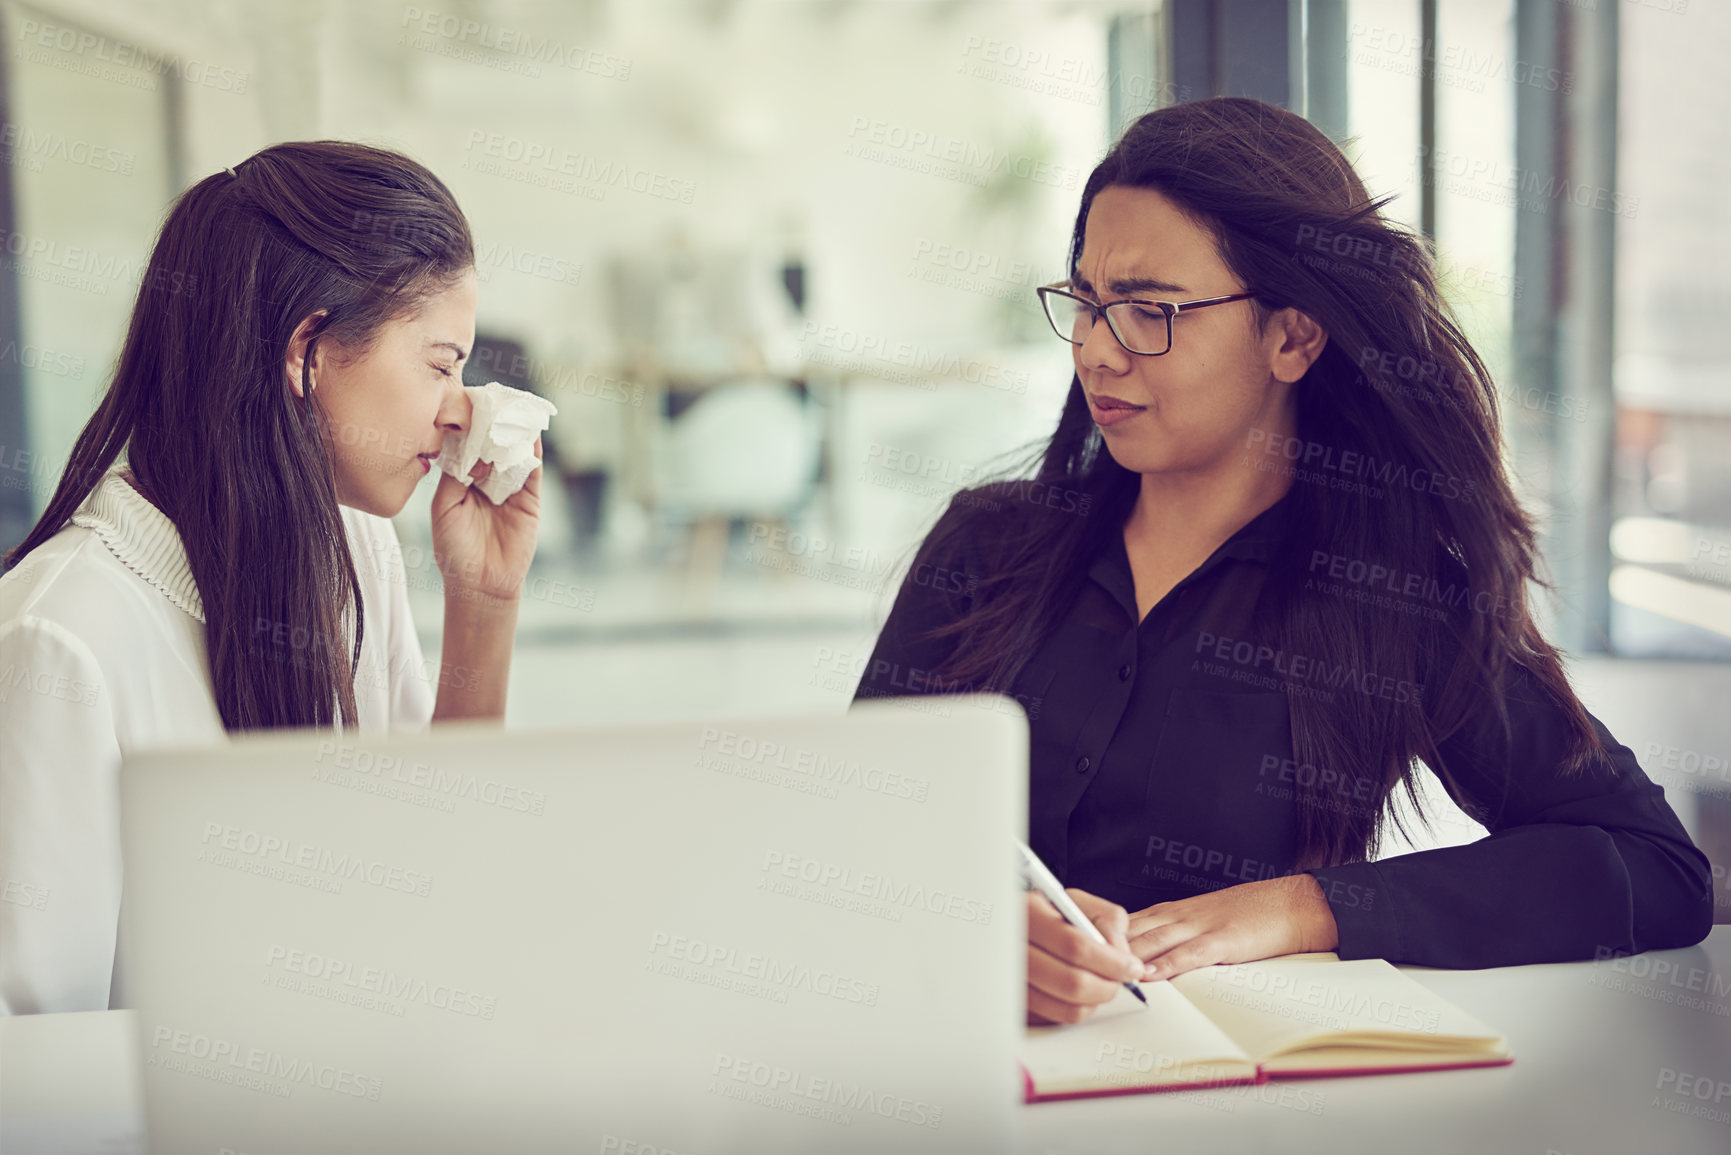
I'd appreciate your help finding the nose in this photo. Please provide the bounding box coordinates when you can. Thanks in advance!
[1077,307,1129,375]
[436,373,472,434]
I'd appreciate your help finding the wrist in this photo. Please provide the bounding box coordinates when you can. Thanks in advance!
[442,584,522,614]
[1292,872,1340,952]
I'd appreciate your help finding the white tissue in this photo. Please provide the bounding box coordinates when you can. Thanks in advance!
[435,381,558,504]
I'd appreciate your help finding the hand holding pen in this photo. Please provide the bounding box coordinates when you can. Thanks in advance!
[1018,840,1148,1024]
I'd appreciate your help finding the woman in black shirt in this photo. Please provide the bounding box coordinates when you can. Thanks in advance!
[852,97,1713,1025]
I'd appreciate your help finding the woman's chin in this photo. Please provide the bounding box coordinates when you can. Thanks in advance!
[334,472,418,519]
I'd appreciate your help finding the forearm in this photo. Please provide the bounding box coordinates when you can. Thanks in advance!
[1307,822,1713,968]
[431,589,519,722]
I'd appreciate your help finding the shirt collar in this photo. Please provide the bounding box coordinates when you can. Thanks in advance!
[69,465,205,623]
[1087,484,1298,611]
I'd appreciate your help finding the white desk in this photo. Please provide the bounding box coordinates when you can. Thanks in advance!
[5,928,1728,1154]
[1022,926,1731,1155]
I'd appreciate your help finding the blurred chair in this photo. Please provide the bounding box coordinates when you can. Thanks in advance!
[652,377,819,606]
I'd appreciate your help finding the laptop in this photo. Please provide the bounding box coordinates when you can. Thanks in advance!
[117,697,1027,1155]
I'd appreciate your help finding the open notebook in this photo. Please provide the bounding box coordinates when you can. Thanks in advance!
[1021,952,1512,1102]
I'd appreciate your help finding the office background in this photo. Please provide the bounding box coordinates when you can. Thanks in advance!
[0,0,1723,916]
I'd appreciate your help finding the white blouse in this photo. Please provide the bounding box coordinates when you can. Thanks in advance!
[0,466,435,1014]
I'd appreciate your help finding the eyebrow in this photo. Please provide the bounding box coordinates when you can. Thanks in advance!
[1070,273,1189,298]
[428,340,468,362]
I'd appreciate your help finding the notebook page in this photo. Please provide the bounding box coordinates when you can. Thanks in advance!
[1021,983,1255,1096]
[1168,958,1506,1062]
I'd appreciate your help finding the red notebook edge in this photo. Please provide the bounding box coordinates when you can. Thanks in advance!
[1020,1063,1261,1105]
[1020,1055,1514,1104]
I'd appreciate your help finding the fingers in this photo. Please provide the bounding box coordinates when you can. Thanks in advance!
[1026,944,1121,1024]
[1026,980,1105,1026]
[1026,892,1139,980]
[1025,892,1141,1023]
[521,438,543,499]
[1127,918,1194,966]
[1140,937,1225,981]
[1069,887,1132,953]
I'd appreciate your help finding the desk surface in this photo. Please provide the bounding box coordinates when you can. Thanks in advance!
[1023,927,1731,1155]
[5,929,1728,1155]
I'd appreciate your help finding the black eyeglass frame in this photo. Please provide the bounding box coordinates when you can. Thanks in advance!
[1035,283,1258,356]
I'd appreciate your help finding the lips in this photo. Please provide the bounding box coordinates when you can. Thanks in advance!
[1087,393,1146,428]
[1090,393,1143,410]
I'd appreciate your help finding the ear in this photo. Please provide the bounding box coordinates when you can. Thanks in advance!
[284,311,329,398]
[1267,307,1329,385]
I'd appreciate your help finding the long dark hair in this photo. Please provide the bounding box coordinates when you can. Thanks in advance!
[909,97,1607,870]
[3,141,473,731]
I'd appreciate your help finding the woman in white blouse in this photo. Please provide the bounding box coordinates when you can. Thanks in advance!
[0,142,540,1014]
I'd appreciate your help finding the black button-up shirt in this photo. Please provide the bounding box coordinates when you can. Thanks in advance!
[853,488,1713,968]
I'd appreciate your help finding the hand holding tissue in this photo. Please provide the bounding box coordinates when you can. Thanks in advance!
[435,382,558,504]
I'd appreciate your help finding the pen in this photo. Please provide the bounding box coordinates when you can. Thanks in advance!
[1017,839,1147,1007]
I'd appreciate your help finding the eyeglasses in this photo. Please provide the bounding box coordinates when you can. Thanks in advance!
[1036,283,1257,356]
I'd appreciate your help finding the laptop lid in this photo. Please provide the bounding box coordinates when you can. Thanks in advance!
[118,697,1026,1154]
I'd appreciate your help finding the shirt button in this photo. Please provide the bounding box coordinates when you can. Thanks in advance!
[1118,664,1132,681]
[1075,756,1091,774]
